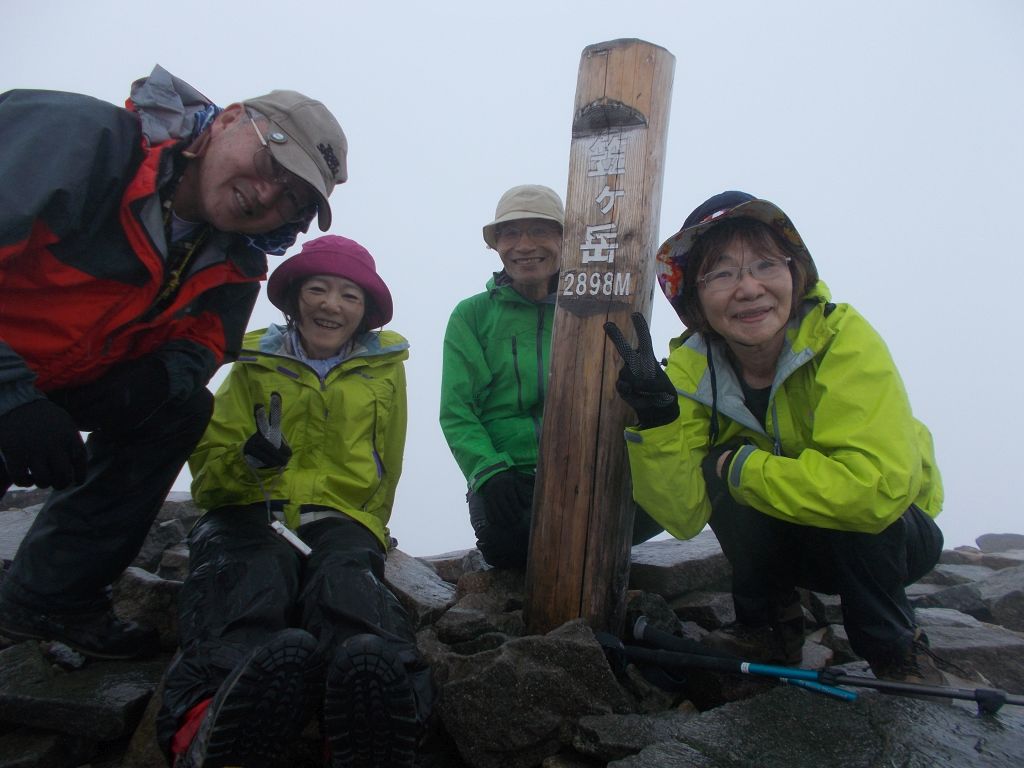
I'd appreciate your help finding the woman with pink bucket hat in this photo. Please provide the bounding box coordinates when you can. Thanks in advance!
[156,235,433,767]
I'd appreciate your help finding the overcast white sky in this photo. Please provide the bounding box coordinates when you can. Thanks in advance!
[5,1,1022,556]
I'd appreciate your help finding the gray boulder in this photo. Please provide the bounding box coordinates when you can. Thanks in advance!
[941,547,1024,570]
[112,566,182,651]
[420,547,488,584]
[0,727,95,768]
[4,489,1024,768]
[433,620,635,768]
[607,686,1024,768]
[0,641,166,741]
[569,709,698,762]
[0,504,41,562]
[629,532,732,599]
[977,533,1024,553]
[384,548,458,629]
[917,565,1024,631]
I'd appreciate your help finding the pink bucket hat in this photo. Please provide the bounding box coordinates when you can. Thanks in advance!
[267,235,393,328]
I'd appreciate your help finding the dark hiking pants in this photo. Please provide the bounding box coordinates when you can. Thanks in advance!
[708,495,944,667]
[156,508,434,754]
[0,386,212,614]
[468,475,664,568]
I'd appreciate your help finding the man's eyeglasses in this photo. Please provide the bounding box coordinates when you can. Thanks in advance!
[248,113,317,224]
[697,257,792,294]
[495,222,562,245]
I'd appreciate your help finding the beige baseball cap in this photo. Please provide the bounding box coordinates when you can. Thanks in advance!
[243,90,347,231]
[482,184,564,248]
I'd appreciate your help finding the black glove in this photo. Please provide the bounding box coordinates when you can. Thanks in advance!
[604,312,679,428]
[480,470,534,527]
[53,356,170,433]
[701,443,738,511]
[243,392,292,469]
[0,399,87,489]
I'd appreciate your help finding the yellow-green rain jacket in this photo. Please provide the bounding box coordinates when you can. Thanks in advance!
[626,282,942,540]
[189,324,409,548]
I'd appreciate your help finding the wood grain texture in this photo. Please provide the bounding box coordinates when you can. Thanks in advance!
[524,39,674,635]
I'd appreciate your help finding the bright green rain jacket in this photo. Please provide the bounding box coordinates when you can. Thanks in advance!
[440,274,554,492]
[626,282,942,540]
[189,324,409,547]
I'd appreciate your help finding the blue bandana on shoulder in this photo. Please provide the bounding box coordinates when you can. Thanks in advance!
[188,105,310,256]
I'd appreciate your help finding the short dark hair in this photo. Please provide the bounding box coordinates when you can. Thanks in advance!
[283,277,376,337]
[679,217,818,337]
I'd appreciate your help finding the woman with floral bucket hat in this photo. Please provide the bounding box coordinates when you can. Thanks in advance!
[157,235,433,767]
[605,191,946,685]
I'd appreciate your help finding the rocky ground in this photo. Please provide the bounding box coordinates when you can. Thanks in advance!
[2,490,1023,768]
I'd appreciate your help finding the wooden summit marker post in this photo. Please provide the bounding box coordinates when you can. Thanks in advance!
[524,39,674,635]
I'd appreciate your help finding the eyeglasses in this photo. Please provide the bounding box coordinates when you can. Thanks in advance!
[495,222,562,244]
[697,256,792,293]
[248,113,317,224]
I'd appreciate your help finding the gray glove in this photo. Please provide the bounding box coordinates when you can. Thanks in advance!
[243,392,292,469]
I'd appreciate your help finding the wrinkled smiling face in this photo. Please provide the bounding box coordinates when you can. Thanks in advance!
[697,235,794,355]
[495,218,562,294]
[296,274,366,359]
[189,105,311,234]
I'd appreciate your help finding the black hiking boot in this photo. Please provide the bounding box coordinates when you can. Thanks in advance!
[0,596,159,660]
[704,613,805,667]
[869,628,947,688]
[177,628,324,768]
[324,633,418,768]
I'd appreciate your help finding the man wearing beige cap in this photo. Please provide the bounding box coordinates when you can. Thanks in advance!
[441,185,663,568]
[0,65,347,659]
[439,185,566,567]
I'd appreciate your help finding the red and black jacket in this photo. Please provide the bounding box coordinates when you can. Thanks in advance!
[0,88,267,415]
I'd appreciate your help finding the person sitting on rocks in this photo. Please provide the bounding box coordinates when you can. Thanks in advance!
[605,191,945,684]
[156,236,433,767]
[440,184,663,568]
[0,66,347,661]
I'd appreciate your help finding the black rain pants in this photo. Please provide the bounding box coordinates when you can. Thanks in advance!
[155,507,434,754]
[708,494,943,668]
[468,474,665,568]
[0,386,212,613]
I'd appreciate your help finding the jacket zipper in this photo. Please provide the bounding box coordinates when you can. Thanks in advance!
[511,336,524,412]
[534,305,547,442]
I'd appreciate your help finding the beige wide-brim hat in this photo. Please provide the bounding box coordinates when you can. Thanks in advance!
[243,90,347,231]
[482,184,565,248]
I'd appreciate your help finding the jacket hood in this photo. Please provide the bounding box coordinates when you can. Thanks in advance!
[485,272,558,305]
[128,65,311,256]
[244,324,409,363]
[128,64,217,146]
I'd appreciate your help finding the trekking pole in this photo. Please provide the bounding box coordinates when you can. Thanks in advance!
[634,616,1024,714]
[595,631,857,702]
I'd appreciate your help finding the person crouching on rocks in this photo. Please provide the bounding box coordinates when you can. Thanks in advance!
[605,191,945,684]
[157,235,433,767]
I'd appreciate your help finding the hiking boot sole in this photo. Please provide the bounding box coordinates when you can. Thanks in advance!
[180,628,324,768]
[324,633,418,768]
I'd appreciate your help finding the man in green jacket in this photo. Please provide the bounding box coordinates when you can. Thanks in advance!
[440,185,564,567]
[441,186,663,568]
